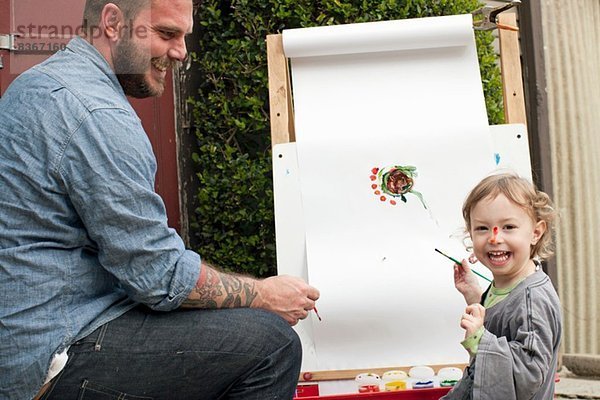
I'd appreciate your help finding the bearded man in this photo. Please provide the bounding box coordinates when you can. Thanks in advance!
[0,1,319,399]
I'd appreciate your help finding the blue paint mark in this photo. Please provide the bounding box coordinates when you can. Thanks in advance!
[285,168,290,176]
[494,153,501,165]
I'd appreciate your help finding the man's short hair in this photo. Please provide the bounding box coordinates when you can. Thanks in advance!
[83,0,150,28]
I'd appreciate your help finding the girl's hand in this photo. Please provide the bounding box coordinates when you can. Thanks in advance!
[454,260,483,304]
[460,303,486,338]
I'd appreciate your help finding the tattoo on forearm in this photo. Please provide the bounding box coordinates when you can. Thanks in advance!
[221,275,258,308]
[183,265,258,309]
[183,268,222,308]
[244,282,258,306]
[221,275,241,308]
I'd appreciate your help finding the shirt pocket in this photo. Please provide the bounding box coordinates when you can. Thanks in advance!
[78,379,153,400]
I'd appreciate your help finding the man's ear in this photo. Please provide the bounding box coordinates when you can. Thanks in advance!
[101,3,124,42]
[531,220,547,245]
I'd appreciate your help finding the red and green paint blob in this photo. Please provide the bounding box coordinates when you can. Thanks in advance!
[369,165,427,209]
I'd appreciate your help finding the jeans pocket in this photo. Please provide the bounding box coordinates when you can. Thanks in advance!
[78,379,154,400]
[73,322,110,350]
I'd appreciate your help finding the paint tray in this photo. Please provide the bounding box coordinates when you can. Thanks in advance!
[295,386,451,399]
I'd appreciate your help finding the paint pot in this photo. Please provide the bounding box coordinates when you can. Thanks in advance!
[355,373,381,393]
[382,370,408,391]
[437,367,463,387]
[408,365,435,390]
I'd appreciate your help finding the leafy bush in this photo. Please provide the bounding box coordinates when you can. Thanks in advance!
[189,0,504,277]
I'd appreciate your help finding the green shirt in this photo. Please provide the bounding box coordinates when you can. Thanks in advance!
[461,279,523,355]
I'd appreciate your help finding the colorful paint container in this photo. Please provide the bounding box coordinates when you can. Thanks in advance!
[382,370,408,391]
[408,365,435,390]
[355,373,381,393]
[437,366,463,387]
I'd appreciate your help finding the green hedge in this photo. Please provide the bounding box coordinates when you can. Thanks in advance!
[189,0,504,278]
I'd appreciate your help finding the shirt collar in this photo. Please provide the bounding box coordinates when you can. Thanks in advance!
[66,36,126,98]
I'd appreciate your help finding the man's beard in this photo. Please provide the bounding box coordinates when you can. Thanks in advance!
[113,36,169,98]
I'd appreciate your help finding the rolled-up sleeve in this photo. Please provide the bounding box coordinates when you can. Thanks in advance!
[152,249,200,310]
[56,107,200,310]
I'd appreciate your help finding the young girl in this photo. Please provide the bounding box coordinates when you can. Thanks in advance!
[442,172,562,400]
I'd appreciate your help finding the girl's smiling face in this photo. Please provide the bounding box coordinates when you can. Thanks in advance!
[469,193,546,288]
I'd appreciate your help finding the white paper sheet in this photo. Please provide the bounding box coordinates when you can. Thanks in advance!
[282,14,496,372]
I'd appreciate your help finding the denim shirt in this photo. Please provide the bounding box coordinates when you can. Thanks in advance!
[0,37,201,399]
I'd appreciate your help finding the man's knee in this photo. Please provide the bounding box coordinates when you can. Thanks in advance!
[243,309,302,361]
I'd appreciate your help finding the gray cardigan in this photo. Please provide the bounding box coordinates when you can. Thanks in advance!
[442,269,562,399]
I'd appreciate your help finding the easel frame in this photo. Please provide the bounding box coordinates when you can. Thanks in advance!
[266,10,527,385]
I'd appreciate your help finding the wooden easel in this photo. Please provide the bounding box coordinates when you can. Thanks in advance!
[266,10,527,385]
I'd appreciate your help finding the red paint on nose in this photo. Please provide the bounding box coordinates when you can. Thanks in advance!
[489,226,499,244]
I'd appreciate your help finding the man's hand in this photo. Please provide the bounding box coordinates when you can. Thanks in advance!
[254,275,320,326]
[460,303,485,338]
[454,260,483,305]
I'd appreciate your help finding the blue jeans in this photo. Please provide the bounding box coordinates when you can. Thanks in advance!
[43,306,302,399]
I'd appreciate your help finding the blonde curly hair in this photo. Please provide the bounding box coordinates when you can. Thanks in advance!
[462,172,556,260]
